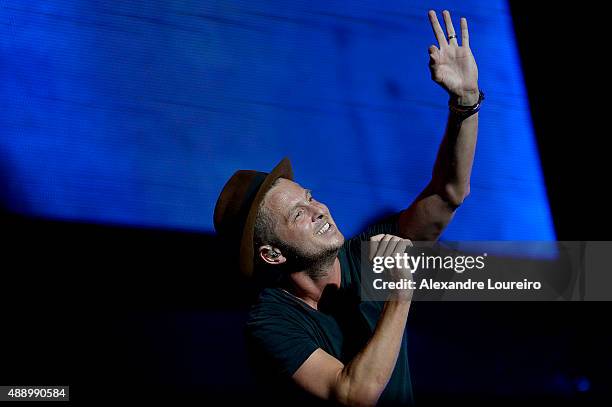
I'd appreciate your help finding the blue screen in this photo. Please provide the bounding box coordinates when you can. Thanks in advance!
[1,0,555,240]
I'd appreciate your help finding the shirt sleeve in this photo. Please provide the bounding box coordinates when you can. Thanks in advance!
[245,311,320,378]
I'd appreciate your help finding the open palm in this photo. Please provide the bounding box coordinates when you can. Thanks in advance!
[428,10,479,104]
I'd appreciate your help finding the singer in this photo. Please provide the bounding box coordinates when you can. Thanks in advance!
[214,10,481,406]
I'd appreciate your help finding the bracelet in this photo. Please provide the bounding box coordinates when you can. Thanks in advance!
[448,89,485,119]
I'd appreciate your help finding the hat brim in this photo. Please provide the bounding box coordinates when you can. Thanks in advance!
[239,157,293,277]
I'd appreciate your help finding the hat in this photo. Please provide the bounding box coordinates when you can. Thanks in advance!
[213,158,293,277]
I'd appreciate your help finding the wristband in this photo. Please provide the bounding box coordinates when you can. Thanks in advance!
[449,89,484,119]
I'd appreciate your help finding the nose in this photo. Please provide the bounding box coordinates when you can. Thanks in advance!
[312,210,325,223]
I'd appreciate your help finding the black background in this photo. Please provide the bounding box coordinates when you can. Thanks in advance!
[2,3,611,405]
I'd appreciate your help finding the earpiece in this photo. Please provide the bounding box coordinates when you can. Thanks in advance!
[269,250,280,258]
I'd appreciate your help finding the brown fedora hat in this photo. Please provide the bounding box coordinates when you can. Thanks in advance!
[213,157,293,277]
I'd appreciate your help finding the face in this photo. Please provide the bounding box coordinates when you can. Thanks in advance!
[263,178,345,264]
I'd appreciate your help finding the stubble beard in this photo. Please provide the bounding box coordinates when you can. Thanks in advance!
[275,239,343,281]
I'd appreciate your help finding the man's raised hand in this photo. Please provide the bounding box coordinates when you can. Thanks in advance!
[427,10,479,106]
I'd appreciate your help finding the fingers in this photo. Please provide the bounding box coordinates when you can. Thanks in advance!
[395,239,413,258]
[370,234,408,256]
[369,234,398,259]
[395,240,412,276]
[369,234,384,261]
[383,236,403,258]
[375,234,395,258]
[430,10,469,48]
[395,240,410,260]
[368,234,390,261]
[428,44,440,66]
[369,234,413,262]
[442,10,458,46]
[428,44,439,57]
[428,10,448,48]
[460,17,470,48]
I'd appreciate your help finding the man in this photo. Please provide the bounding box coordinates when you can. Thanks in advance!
[214,10,482,406]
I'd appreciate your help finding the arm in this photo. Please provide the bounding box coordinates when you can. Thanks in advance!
[399,10,480,241]
[293,301,410,406]
[292,235,411,406]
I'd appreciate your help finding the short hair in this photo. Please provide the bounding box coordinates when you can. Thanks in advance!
[252,182,285,285]
[253,203,276,251]
[253,178,282,252]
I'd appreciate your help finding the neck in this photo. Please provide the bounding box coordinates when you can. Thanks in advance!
[286,257,341,310]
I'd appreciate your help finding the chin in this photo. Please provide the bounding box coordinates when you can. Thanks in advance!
[326,232,345,251]
[312,225,345,253]
[334,232,345,246]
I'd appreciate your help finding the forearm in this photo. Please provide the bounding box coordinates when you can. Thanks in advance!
[398,106,478,241]
[431,100,479,206]
[334,300,410,406]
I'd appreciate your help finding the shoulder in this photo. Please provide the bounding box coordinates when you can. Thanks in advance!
[339,213,400,290]
[346,214,400,252]
[247,288,296,325]
[245,288,321,377]
[246,288,313,339]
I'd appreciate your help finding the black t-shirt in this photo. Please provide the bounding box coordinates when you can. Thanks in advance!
[245,218,414,406]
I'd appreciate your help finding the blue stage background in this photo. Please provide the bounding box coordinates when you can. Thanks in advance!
[1,0,555,240]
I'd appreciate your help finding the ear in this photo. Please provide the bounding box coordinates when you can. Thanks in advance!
[259,245,287,265]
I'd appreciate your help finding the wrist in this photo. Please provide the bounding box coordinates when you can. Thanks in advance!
[448,89,485,119]
[387,291,413,305]
[451,88,480,106]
